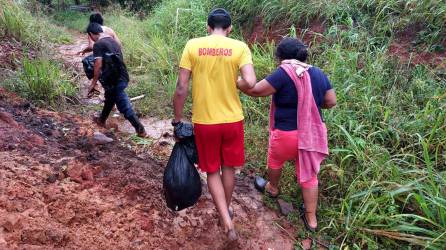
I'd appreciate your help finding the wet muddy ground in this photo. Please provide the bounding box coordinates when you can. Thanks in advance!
[0,33,297,249]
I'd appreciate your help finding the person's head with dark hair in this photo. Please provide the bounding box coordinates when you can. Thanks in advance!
[90,13,104,25]
[207,8,232,35]
[86,22,103,42]
[275,37,308,62]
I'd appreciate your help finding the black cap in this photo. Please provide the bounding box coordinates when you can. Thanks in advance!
[207,8,232,29]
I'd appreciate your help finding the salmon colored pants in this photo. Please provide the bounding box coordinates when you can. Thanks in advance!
[267,129,318,189]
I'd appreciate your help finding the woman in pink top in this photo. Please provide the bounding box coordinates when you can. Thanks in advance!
[240,38,336,232]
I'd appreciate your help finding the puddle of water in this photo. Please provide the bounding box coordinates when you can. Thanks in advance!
[118,117,174,143]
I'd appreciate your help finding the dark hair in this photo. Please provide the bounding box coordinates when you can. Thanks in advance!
[275,37,308,62]
[89,13,104,25]
[86,22,103,35]
[207,8,231,29]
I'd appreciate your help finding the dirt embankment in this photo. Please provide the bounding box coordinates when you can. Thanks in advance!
[244,18,446,68]
[0,87,298,249]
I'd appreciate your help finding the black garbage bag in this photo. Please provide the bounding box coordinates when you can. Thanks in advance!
[82,54,95,80]
[163,123,201,211]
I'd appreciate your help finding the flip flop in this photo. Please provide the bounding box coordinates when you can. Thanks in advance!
[254,176,279,198]
[228,206,234,220]
[299,204,317,233]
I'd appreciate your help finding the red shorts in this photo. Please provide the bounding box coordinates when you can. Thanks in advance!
[194,121,245,173]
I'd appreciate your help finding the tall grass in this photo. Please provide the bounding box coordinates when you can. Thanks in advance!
[51,0,446,247]
[3,58,77,108]
[0,0,72,47]
[212,0,446,49]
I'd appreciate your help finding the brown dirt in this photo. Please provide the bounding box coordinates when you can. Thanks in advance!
[244,19,446,68]
[0,87,297,249]
[244,18,326,47]
[0,34,300,249]
[389,27,446,68]
[0,36,36,71]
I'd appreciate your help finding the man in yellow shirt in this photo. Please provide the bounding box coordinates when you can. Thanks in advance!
[172,8,256,242]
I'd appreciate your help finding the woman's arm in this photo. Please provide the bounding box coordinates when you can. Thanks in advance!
[240,79,276,97]
[322,89,336,109]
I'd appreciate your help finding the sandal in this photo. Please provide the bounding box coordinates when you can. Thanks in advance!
[254,176,279,198]
[299,204,317,233]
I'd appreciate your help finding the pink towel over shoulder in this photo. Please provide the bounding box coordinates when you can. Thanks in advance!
[269,60,329,183]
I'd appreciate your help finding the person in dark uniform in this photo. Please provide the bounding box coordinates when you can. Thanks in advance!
[86,22,147,137]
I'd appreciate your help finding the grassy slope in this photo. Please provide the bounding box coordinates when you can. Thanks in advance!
[0,0,77,109]
[52,0,446,248]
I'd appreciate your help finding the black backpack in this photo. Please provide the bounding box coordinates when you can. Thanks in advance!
[101,52,124,84]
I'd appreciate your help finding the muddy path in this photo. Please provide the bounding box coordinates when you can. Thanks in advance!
[0,34,298,249]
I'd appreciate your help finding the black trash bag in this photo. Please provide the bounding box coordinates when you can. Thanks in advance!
[82,54,95,80]
[173,122,198,164]
[163,123,201,211]
[82,53,127,85]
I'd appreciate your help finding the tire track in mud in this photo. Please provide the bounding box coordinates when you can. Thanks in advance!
[0,33,297,249]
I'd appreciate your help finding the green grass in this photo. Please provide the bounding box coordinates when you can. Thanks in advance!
[0,0,72,47]
[2,57,78,108]
[50,0,446,248]
[52,10,89,31]
[212,0,446,50]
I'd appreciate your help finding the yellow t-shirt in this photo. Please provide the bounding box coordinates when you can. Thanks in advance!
[179,34,253,124]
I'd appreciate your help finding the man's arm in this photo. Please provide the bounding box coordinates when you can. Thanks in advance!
[88,58,102,95]
[322,89,336,109]
[173,68,191,123]
[78,35,94,55]
[237,64,256,92]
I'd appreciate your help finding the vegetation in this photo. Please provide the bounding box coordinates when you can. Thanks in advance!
[3,0,445,248]
[0,0,76,108]
[213,0,446,50]
[0,0,72,47]
[4,58,77,107]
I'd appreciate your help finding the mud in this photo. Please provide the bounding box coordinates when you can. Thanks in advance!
[0,32,299,249]
[0,87,297,249]
[56,32,103,105]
